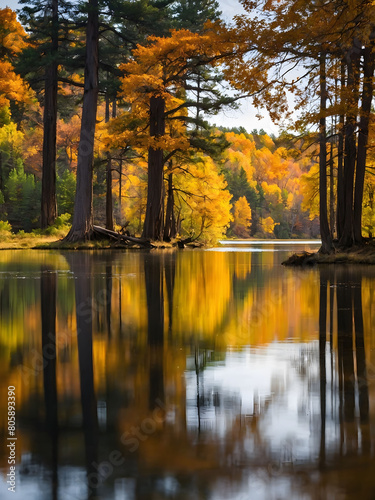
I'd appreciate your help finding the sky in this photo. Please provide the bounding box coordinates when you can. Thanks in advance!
[210,0,280,134]
[4,0,280,135]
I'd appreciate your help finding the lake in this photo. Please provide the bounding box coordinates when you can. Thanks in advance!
[1,241,375,500]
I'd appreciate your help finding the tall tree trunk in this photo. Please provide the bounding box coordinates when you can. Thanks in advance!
[339,41,361,248]
[106,153,114,231]
[336,61,345,240]
[112,97,117,118]
[0,152,3,192]
[41,0,58,229]
[195,71,201,131]
[319,51,333,253]
[142,95,165,240]
[163,170,177,241]
[329,140,335,238]
[64,0,99,242]
[105,91,114,231]
[353,42,374,244]
[118,158,122,223]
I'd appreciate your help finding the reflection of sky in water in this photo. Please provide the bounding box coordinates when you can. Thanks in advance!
[210,240,321,252]
[219,240,321,245]
[185,342,346,500]
[186,344,325,450]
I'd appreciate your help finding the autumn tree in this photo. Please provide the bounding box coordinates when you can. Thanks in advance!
[169,0,221,31]
[18,0,73,227]
[224,0,375,251]
[117,28,236,240]
[41,0,58,228]
[0,8,33,111]
[233,196,252,237]
[64,0,99,241]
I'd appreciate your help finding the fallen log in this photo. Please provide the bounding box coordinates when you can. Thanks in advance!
[177,237,193,249]
[93,225,155,248]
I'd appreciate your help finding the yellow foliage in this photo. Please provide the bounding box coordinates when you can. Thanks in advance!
[223,132,256,187]
[175,155,232,243]
[260,133,275,150]
[0,121,24,152]
[300,163,319,220]
[260,216,278,234]
[233,196,252,237]
[261,181,282,205]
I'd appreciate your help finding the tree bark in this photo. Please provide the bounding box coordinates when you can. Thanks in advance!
[319,51,333,253]
[106,153,114,231]
[105,90,114,231]
[329,139,335,239]
[142,95,165,240]
[118,158,122,223]
[41,0,58,229]
[64,0,99,242]
[353,42,374,244]
[336,61,345,240]
[163,171,177,241]
[339,41,361,248]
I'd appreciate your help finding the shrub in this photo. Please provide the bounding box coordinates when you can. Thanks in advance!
[0,220,12,235]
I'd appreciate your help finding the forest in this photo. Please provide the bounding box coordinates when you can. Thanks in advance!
[0,0,374,247]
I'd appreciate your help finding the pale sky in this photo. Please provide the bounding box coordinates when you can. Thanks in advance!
[211,1,280,134]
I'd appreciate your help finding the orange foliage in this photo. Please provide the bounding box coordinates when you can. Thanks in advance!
[0,8,34,108]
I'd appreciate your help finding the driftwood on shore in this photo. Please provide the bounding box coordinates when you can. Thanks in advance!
[93,225,155,248]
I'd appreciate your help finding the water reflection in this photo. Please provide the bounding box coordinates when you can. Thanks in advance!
[0,248,375,499]
[65,253,99,499]
[41,266,58,499]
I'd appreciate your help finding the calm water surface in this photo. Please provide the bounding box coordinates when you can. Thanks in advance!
[1,242,375,500]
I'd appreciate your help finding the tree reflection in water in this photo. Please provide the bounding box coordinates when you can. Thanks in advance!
[66,252,99,499]
[335,267,370,454]
[2,250,375,499]
[41,265,58,500]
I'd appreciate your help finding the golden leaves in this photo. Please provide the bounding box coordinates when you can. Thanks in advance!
[0,9,34,108]
[233,196,252,237]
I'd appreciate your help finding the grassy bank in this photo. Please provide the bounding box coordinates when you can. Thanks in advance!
[0,234,64,250]
[0,230,178,250]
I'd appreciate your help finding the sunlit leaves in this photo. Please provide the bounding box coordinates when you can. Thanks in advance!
[0,8,34,108]
[233,196,252,237]
[175,155,233,243]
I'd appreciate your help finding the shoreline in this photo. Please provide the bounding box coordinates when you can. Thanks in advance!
[282,242,375,266]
